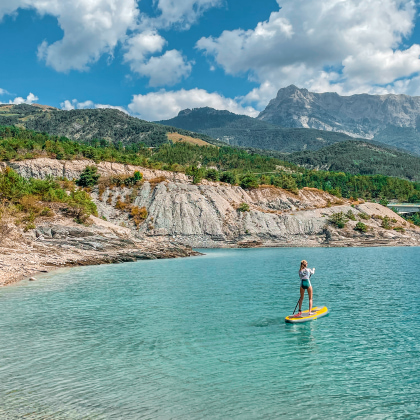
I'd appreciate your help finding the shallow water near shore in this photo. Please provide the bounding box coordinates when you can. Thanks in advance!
[1,247,419,419]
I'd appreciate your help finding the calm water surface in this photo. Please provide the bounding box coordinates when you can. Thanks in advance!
[0,247,419,419]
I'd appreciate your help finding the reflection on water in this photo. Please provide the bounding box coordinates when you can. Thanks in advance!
[249,317,284,328]
[0,247,419,419]
[288,320,318,347]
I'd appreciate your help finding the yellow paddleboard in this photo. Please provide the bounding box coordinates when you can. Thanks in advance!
[285,306,328,323]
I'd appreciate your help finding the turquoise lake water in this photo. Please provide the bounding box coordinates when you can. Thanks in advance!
[0,247,419,419]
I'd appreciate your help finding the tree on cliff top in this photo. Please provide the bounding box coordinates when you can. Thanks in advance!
[77,166,100,187]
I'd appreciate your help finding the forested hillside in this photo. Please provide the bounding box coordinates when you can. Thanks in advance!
[1,125,420,203]
[284,141,420,181]
[0,104,222,148]
[157,107,358,152]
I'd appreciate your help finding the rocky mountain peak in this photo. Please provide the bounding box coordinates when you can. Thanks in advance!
[177,107,237,117]
[275,84,308,97]
[257,85,420,141]
[178,108,193,116]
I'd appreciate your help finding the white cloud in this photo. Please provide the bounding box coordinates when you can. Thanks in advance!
[0,88,10,95]
[124,31,166,64]
[1,0,139,72]
[61,99,75,111]
[197,0,420,104]
[60,99,128,113]
[146,0,223,29]
[128,88,258,121]
[8,92,39,105]
[135,50,193,87]
[123,32,192,86]
[1,0,222,88]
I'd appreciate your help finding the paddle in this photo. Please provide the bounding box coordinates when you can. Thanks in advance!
[292,297,301,315]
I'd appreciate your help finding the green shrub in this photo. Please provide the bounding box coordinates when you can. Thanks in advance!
[329,187,342,198]
[240,174,259,189]
[238,202,250,212]
[24,222,36,231]
[346,210,356,221]
[186,166,204,184]
[271,174,298,193]
[358,212,370,220]
[354,222,368,233]
[393,226,405,233]
[329,212,347,228]
[0,168,97,224]
[205,168,219,181]
[409,213,420,226]
[259,175,271,185]
[220,171,236,185]
[67,190,98,223]
[76,166,100,187]
[381,216,392,229]
[379,198,389,206]
[40,207,54,217]
[124,171,143,186]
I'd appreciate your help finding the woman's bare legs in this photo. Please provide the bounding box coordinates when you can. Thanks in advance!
[298,287,305,314]
[308,286,313,314]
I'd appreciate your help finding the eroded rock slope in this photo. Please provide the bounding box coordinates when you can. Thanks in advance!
[4,158,420,250]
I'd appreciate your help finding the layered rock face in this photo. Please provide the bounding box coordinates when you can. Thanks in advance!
[0,158,189,183]
[4,158,420,251]
[258,85,420,140]
[95,183,341,247]
[94,182,419,248]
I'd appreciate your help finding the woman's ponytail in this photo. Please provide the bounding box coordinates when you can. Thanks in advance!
[300,260,308,271]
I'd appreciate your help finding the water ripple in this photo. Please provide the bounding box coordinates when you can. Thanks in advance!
[0,247,419,419]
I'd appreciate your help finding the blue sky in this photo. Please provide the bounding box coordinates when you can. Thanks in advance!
[1,0,420,121]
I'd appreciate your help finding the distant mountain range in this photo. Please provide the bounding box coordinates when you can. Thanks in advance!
[258,85,420,155]
[157,107,357,153]
[0,103,221,148]
[159,86,420,156]
[2,90,420,182]
[158,106,420,181]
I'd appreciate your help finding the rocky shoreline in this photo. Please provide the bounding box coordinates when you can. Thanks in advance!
[2,201,418,287]
[0,215,200,287]
[1,157,419,286]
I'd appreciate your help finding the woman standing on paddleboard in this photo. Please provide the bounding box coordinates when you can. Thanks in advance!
[297,260,315,316]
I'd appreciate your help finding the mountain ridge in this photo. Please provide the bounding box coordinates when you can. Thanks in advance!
[157,106,359,153]
[257,85,420,154]
[0,103,222,148]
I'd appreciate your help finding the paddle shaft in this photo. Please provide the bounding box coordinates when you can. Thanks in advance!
[292,297,300,314]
